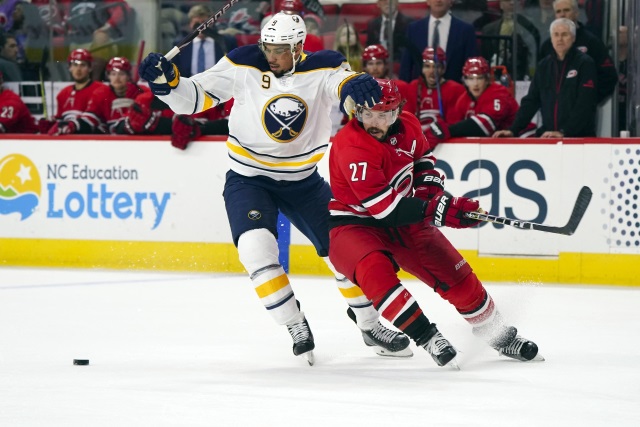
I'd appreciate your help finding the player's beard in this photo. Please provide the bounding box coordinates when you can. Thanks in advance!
[366,126,387,141]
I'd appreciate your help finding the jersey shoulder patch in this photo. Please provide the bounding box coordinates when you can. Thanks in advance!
[226,45,270,72]
[296,50,346,72]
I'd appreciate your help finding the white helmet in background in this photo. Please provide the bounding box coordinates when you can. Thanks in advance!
[260,12,307,52]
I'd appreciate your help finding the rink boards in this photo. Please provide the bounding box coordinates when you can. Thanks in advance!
[0,135,638,285]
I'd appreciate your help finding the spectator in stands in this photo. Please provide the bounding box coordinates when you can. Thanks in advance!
[493,18,597,138]
[334,22,364,72]
[172,4,237,78]
[3,1,49,80]
[0,71,37,134]
[481,0,540,80]
[400,0,479,83]
[448,56,524,137]
[404,47,466,131]
[51,56,147,135]
[40,48,107,135]
[216,7,261,36]
[539,0,617,104]
[62,0,136,81]
[0,31,22,81]
[365,0,413,62]
[527,0,555,41]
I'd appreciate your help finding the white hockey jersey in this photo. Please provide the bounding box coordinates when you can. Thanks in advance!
[159,45,358,181]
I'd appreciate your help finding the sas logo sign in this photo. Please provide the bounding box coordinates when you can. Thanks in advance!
[0,154,41,220]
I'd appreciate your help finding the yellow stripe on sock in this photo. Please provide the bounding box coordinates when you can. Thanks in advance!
[339,284,366,299]
[255,274,290,298]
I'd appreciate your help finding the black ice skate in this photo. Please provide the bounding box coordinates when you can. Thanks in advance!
[475,325,543,362]
[347,308,413,357]
[286,313,315,365]
[416,323,458,368]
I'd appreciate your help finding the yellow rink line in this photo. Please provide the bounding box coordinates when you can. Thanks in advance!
[1,239,638,286]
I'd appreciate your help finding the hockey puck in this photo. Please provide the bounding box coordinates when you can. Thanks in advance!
[73,359,90,366]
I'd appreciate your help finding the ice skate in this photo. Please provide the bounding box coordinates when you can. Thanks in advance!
[475,325,544,362]
[347,308,413,357]
[416,323,458,368]
[286,313,315,366]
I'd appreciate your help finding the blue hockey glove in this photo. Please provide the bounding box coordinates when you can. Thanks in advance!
[340,73,382,115]
[139,53,180,96]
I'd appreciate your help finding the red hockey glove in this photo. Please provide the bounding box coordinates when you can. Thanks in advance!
[425,191,481,229]
[424,119,450,150]
[38,118,55,134]
[414,170,445,201]
[171,115,201,150]
[125,103,160,134]
[49,120,78,135]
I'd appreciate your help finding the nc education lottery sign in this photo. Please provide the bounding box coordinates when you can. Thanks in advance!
[0,138,230,242]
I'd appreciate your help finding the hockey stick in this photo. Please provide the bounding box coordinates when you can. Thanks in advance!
[153,0,240,83]
[463,186,593,236]
[164,0,239,62]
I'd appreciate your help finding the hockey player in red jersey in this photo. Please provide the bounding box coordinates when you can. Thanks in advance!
[53,56,148,135]
[0,71,37,134]
[404,47,465,130]
[362,44,410,102]
[328,79,542,367]
[40,49,107,135]
[448,57,520,137]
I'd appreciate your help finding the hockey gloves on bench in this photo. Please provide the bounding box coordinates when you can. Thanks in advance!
[125,103,161,134]
[171,115,201,150]
[340,73,382,115]
[139,53,180,96]
[425,191,481,229]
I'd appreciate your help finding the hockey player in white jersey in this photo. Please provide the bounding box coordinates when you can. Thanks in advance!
[139,12,412,364]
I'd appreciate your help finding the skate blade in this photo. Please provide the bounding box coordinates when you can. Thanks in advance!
[373,346,414,358]
[530,353,545,362]
[302,351,315,366]
[447,358,461,370]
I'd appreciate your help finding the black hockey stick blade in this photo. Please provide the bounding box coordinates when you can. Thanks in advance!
[463,186,593,236]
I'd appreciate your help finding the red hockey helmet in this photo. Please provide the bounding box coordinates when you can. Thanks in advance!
[279,0,304,13]
[422,46,446,65]
[463,57,490,76]
[371,78,402,111]
[362,44,389,62]
[68,48,93,65]
[106,56,132,74]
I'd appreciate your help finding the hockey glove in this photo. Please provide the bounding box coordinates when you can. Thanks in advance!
[340,73,382,115]
[49,120,78,135]
[38,118,55,134]
[139,53,180,96]
[425,191,481,229]
[424,119,450,150]
[125,103,161,134]
[414,170,445,201]
[171,115,202,150]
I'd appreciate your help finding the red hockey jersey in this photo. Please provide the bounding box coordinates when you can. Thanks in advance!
[0,89,37,134]
[54,81,107,122]
[80,82,148,133]
[449,83,519,136]
[329,111,436,221]
[404,79,465,129]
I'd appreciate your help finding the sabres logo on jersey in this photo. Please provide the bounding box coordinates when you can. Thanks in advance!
[262,95,308,143]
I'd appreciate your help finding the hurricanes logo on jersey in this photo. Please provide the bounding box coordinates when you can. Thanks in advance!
[262,95,308,143]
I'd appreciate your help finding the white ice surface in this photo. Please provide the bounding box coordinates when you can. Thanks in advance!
[1,268,639,427]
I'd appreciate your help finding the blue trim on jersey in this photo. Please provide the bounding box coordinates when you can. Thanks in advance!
[266,292,295,310]
[226,45,270,72]
[296,50,346,72]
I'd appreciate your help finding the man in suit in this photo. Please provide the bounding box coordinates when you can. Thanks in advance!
[172,4,237,78]
[366,0,414,62]
[400,0,478,83]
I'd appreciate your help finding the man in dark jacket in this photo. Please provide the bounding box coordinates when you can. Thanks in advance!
[366,0,414,62]
[399,0,478,83]
[493,18,598,138]
[538,0,616,104]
